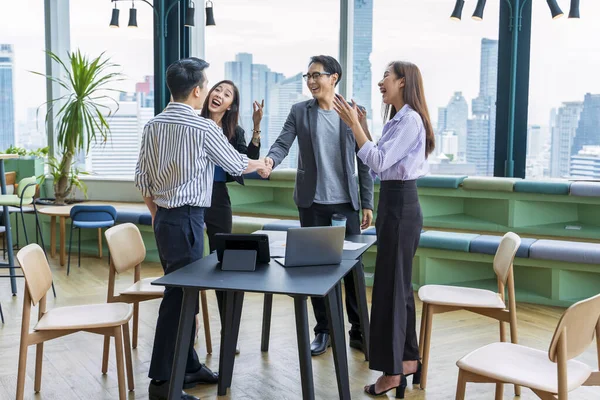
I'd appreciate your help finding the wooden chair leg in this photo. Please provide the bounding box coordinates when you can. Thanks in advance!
[495,383,504,400]
[132,302,139,349]
[200,290,212,354]
[113,327,126,400]
[97,228,102,258]
[420,305,434,390]
[16,339,28,400]
[122,323,134,392]
[509,313,521,396]
[419,302,428,359]
[102,335,110,374]
[34,342,44,392]
[499,320,507,342]
[455,369,467,400]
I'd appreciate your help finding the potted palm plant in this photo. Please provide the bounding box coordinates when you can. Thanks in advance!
[33,50,124,205]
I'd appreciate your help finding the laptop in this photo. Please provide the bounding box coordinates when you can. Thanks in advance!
[274,226,345,267]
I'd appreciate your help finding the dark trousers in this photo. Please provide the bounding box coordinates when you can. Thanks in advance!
[204,182,232,326]
[369,181,422,374]
[298,202,362,336]
[148,205,205,381]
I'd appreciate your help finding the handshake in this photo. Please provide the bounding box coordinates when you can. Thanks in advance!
[254,157,274,179]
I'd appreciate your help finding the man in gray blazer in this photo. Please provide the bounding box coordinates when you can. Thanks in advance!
[264,55,374,356]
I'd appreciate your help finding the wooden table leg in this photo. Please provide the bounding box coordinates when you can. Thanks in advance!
[97,228,103,258]
[59,217,66,266]
[50,216,56,258]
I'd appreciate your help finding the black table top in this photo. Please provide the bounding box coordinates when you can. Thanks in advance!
[152,252,359,297]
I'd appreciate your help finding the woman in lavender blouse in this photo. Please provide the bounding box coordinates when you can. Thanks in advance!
[334,61,435,398]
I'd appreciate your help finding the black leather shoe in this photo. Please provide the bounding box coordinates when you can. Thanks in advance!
[148,382,199,400]
[183,364,218,389]
[310,333,331,356]
[349,336,364,352]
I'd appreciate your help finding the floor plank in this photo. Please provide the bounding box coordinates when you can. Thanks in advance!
[1,252,598,399]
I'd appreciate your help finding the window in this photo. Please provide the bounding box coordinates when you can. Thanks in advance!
[0,0,47,152]
[70,0,155,178]
[204,0,339,168]
[527,2,600,179]
[370,0,500,176]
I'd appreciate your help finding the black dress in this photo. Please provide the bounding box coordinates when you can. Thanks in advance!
[204,125,260,323]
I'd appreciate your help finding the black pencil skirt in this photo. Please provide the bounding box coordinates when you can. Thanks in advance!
[369,180,423,374]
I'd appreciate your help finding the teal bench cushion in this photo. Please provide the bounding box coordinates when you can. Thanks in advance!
[262,220,301,231]
[514,180,570,195]
[530,240,600,264]
[570,181,600,197]
[462,177,520,192]
[469,235,537,258]
[417,175,467,189]
[418,231,480,252]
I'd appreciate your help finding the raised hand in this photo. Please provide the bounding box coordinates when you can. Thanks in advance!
[252,100,265,126]
[333,94,360,128]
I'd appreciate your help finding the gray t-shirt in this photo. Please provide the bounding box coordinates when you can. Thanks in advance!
[313,108,351,204]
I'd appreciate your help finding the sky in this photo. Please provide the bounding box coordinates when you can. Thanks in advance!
[2,0,600,129]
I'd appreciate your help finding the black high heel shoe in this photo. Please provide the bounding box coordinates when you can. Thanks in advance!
[364,374,407,399]
[404,360,422,386]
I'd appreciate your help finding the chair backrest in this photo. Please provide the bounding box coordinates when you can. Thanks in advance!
[105,223,146,274]
[16,176,37,200]
[5,171,16,186]
[493,232,521,284]
[70,205,117,223]
[548,293,600,362]
[16,244,53,306]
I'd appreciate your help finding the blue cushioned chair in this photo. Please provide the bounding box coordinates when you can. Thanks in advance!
[68,205,117,275]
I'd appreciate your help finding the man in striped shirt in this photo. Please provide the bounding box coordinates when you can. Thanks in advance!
[135,58,271,400]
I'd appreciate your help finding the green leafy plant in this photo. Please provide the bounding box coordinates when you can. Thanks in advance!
[4,145,28,156]
[32,50,124,204]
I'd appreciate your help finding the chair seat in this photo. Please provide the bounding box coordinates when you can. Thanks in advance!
[457,342,592,394]
[73,220,115,229]
[418,285,506,309]
[34,303,133,331]
[0,196,34,207]
[121,277,164,296]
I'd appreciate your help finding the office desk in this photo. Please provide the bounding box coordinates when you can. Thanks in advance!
[152,253,359,400]
[254,230,377,361]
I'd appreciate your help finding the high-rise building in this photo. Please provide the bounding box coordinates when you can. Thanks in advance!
[439,92,468,159]
[353,0,373,120]
[550,101,583,178]
[225,53,254,132]
[267,73,309,169]
[570,145,600,179]
[571,93,600,156]
[467,38,498,176]
[527,125,544,158]
[88,78,154,177]
[0,44,15,151]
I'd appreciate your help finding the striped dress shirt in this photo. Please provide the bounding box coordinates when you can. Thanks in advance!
[357,104,429,181]
[134,102,249,208]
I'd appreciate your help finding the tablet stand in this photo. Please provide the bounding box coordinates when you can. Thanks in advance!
[221,249,257,271]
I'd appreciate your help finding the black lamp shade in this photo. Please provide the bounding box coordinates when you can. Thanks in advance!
[109,8,120,28]
[472,0,487,21]
[205,1,216,26]
[128,7,138,27]
[569,0,580,18]
[546,0,564,19]
[450,0,465,21]
[185,2,195,27]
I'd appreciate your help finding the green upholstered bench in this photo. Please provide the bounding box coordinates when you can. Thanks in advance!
[418,231,480,252]
[231,216,278,234]
[417,175,467,189]
[461,177,521,192]
[514,180,571,195]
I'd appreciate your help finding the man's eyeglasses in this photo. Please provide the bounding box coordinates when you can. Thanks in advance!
[302,72,332,82]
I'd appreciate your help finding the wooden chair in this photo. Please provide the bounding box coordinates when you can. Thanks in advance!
[102,223,212,365]
[16,244,134,400]
[456,293,600,399]
[418,232,521,395]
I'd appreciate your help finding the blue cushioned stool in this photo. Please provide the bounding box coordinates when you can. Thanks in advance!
[68,205,117,275]
[262,219,301,231]
[469,235,537,258]
[418,231,480,252]
[530,240,600,264]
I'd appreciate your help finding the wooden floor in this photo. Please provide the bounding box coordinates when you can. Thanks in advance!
[0,253,598,400]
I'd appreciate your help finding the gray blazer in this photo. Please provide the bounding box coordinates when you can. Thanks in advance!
[267,98,374,211]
